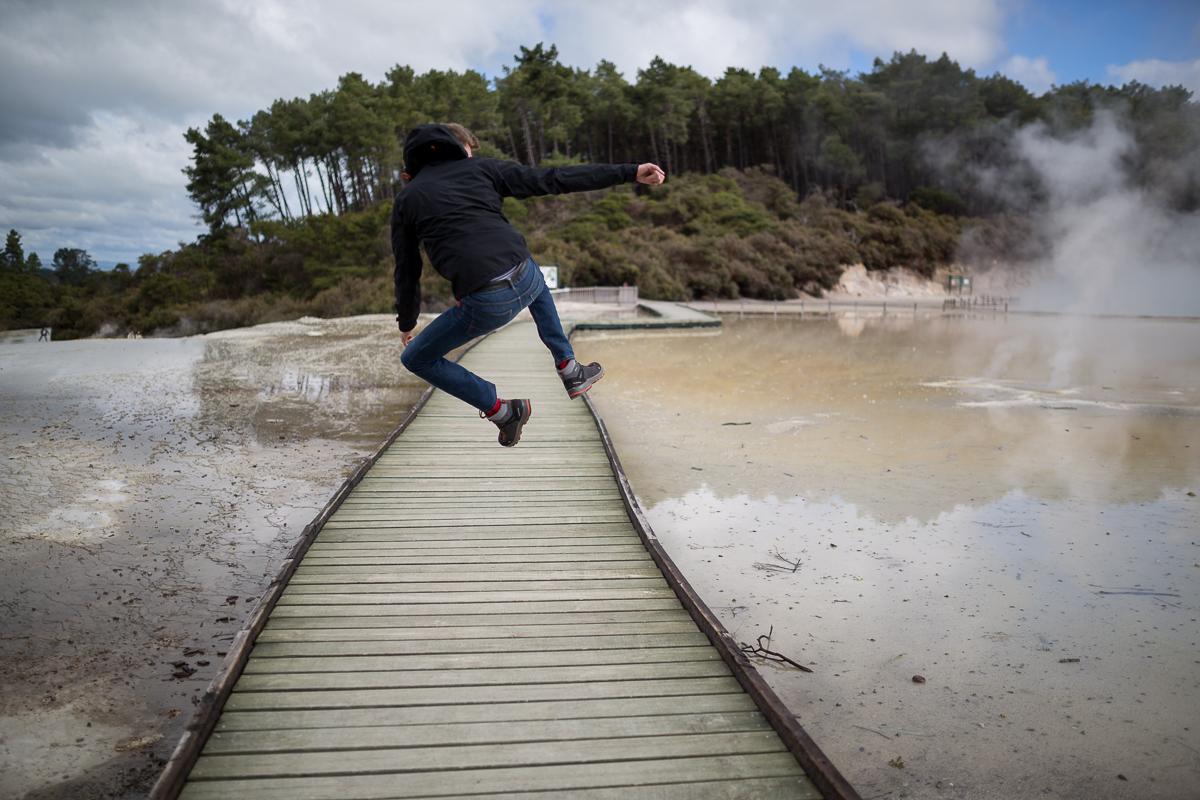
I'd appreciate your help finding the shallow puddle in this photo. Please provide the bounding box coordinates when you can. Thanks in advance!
[583,313,1200,800]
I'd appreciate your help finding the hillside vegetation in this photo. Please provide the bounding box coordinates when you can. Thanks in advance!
[3,166,1024,339]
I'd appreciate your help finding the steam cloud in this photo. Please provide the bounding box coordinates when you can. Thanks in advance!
[985,112,1200,318]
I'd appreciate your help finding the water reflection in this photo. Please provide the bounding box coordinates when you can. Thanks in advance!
[584,313,1200,799]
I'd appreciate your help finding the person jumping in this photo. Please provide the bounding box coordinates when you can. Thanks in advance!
[392,122,665,446]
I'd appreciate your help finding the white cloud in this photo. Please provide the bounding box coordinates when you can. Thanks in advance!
[0,111,199,262]
[548,0,1007,79]
[1002,54,1057,95]
[1107,58,1200,93]
[0,0,1011,261]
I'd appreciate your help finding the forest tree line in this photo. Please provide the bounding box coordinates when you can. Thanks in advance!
[184,44,1199,232]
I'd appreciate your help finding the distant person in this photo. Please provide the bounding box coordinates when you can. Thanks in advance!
[392,123,665,446]
[38,327,49,342]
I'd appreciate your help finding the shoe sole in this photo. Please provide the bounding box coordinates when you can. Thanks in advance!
[498,400,532,447]
[567,365,605,398]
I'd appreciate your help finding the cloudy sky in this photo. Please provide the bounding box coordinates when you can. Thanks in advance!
[1,0,1197,266]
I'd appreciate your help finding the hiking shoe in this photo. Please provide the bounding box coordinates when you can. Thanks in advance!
[482,398,531,447]
[558,359,604,398]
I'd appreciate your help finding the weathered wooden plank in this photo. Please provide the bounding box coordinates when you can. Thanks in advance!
[242,646,720,676]
[288,568,665,584]
[250,631,710,656]
[190,731,787,780]
[347,482,616,491]
[222,676,745,711]
[283,560,660,575]
[283,577,667,593]
[343,493,620,503]
[256,621,700,644]
[327,509,625,521]
[311,534,638,546]
[297,553,655,567]
[343,482,619,494]
[374,444,612,454]
[180,768,818,800]
[204,711,773,754]
[320,513,633,526]
[261,609,694,630]
[371,452,613,463]
[347,480,620,492]
[332,503,625,514]
[316,515,632,529]
[366,462,613,472]
[214,693,760,733]
[277,588,677,607]
[233,660,733,692]
[266,598,684,618]
[316,523,635,538]
[301,544,649,558]
[304,544,643,556]
[310,532,640,545]
[313,527,634,542]
[443,777,821,800]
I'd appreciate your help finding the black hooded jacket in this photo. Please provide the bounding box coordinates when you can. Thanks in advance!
[391,124,638,331]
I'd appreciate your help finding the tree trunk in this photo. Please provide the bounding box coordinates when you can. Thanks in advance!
[607,110,614,164]
[661,122,672,174]
[879,136,887,197]
[520,113,537,167]
[292,166,310,217]
[770,117,783,178]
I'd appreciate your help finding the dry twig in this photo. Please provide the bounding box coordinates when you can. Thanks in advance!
[740,626,813,673]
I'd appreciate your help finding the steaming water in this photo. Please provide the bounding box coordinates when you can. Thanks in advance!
[582,313,1200,800]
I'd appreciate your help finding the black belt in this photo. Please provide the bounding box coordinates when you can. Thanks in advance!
[475,259,529,294]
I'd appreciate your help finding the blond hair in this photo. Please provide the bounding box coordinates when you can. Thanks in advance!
[441,123,479,150]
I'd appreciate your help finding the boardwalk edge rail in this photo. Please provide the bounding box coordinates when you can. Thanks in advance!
[582,391,863,800]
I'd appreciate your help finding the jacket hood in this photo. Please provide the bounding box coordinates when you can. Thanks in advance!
[402,124,468,179]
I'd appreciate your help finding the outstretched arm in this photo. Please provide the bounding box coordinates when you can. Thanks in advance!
[494,161,649,198]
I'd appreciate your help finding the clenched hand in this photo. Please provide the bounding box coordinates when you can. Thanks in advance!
[636,163,666,186]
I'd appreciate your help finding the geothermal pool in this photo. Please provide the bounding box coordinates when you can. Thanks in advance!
[582,313,1200,800]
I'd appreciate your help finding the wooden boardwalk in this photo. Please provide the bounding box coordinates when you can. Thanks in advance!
[155,321,857,800]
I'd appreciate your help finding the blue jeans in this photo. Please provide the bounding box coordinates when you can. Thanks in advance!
[400,258,574,412]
